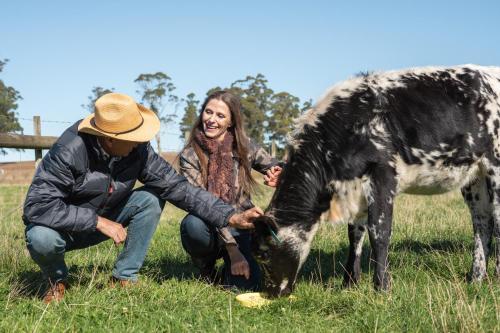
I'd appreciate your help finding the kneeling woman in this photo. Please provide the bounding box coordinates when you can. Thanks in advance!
[179,90,282,291]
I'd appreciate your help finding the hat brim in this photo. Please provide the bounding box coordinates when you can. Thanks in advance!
[78,104,160,142]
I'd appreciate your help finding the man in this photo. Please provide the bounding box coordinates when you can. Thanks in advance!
[23,93,261,303]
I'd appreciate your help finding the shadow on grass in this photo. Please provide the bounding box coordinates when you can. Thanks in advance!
[141,256,198,282]
[391,238,470,254]
[295,238,473,288]
[297,245,372,287]
[11,238,475,300]
[8,270,46,299]
[12,256,210,300]
[11,263,114,299]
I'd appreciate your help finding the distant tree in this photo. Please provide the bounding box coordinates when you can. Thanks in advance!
[81,86,115,113]
[355,70,374,78]
[268,92,301,155]
[205,76,310,154]
[179,92,199,141]
[205,86,224,97]
[301,98,313,114]
[135,72,179,153]
[230,74,273,145]
[0,59,23,154]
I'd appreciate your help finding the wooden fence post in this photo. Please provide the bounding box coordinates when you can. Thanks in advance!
[33,116,42,161]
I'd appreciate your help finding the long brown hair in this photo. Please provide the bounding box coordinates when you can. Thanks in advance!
[184,90,257,195]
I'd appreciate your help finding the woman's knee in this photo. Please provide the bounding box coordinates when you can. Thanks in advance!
[180,215,215,256]
[25,225,66,257]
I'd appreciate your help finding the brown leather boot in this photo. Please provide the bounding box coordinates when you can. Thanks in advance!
[109,276,136,288]
[43,280,67,304]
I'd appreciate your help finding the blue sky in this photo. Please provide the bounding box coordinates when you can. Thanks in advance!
[1,0,499,162]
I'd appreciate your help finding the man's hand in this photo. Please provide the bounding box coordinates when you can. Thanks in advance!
[226,245,250,279]
[96,216,127,245]
[263,165,282,187]
[228,206,263,229]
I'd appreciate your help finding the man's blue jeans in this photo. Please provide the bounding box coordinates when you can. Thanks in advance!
[180,214,261,291]
[25,188,164,282]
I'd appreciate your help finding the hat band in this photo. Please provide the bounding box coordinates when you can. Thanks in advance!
[91,114,145,135]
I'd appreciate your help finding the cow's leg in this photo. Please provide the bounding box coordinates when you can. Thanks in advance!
[343,222,366,287]
[490,170,500,278]
[366,167,396,291]
[495,212,500,278]
[461,177,493,281]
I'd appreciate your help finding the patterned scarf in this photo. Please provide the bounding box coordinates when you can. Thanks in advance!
[195,130,235,203]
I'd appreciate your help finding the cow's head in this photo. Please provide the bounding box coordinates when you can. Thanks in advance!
[252,214,319,298]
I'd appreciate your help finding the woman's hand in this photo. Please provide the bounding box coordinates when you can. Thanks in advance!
[263,165,282,187]
[226,245,250,279]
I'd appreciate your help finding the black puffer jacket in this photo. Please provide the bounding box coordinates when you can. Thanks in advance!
[22,122,235,232]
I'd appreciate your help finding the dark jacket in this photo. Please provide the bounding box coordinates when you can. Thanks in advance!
[22,122,235,232]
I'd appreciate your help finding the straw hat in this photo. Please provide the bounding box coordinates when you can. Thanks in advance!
[78,93,160,142]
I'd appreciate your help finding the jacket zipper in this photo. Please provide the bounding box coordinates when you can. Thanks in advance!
[97,160,115,215]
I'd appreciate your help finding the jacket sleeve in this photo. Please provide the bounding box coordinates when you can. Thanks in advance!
[139,145,235,228]
[179,151,238,246]
[250,139,281,174]
[23,144,98,232]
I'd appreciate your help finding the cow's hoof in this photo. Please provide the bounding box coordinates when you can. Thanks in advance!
[342,274,360,288]
[468,270,487,282]
[373,274,391,291]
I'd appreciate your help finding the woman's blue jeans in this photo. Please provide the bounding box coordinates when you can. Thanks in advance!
[180,214,261,291]
[25,188,164,282]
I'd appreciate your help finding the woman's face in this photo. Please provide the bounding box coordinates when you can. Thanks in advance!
[201,99,232,141]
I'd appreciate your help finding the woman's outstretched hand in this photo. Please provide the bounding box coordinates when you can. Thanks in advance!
[264,165,282,187]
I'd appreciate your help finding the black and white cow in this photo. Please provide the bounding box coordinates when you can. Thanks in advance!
[252,65,500,297]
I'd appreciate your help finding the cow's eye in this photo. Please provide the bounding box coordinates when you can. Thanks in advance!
[257,250,270,262]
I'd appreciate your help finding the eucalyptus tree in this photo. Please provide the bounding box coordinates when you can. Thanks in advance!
[135,72,179,153]
[0,59,23,154]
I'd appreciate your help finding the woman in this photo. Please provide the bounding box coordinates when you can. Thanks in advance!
[178,90,282,291]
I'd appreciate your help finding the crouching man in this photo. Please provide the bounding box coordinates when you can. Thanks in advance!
[23,93,261,303]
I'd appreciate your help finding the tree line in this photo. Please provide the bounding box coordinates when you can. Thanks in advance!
[0,59,23,155]
[1,61,312,157]
[85,72,312,156]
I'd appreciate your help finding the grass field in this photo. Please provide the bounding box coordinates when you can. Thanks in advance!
[0,184,499,332]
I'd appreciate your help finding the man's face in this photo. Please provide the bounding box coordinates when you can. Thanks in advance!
[99,137,140,157]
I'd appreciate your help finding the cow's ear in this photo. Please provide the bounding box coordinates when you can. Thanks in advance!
[253,215,272,235]
[267,216,279,234]
[253,215,278,235]
[253,215,282,245]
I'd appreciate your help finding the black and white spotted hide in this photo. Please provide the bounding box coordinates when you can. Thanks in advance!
[252,65,500,296]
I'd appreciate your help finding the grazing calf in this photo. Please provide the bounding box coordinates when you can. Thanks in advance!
[252,65,500,297]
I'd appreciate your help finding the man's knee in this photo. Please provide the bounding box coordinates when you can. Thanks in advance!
[25,225,66,257]
[134,190,164,218]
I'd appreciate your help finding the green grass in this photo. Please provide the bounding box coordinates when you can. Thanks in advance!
[0,185,499,332]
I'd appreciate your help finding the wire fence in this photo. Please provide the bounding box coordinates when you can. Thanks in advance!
[17,117,72,124]
[6,116,182,137]
[1,115,186,163]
